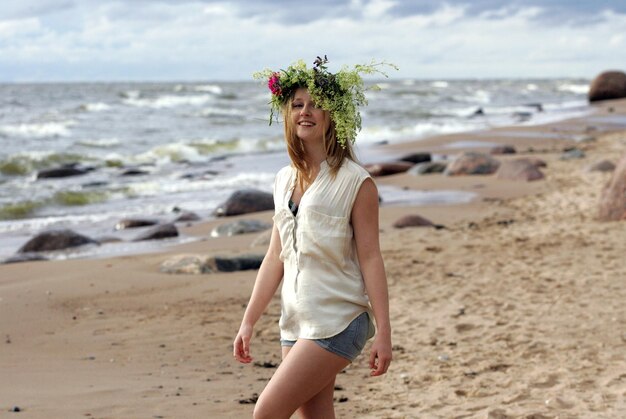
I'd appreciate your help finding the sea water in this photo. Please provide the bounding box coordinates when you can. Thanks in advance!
[0,79,592,259]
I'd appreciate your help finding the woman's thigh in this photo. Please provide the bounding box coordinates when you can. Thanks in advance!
[254,339,350,419]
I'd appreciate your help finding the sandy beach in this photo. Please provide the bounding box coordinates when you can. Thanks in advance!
[1,100,626,418]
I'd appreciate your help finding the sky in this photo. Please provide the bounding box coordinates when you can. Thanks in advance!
[1,0,625,82]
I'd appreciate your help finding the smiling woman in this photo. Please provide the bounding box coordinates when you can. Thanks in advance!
[234,57,394,418]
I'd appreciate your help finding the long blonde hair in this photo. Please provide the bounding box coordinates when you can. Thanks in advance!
[282,90,356,190]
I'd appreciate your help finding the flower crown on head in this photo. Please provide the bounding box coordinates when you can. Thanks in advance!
[254,55,397,148]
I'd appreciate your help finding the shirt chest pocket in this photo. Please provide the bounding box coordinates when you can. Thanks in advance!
[299,208,349,267]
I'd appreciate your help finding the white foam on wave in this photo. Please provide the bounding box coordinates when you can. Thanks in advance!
[358,120,478,144]
[194,84,223,94]
[76,138,121,148]
[431,81,449,88]
[199,107,245,117]
[0,120,75,138]
[558,83,588,95]
[125,171,275,197]
[83,102,111,112]
[453,89,491,104]
[123,94,213,109]
[134,142,206,164]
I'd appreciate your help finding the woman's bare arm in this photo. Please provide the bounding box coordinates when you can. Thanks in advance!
[233,224,284,363]
[351,177,392,376]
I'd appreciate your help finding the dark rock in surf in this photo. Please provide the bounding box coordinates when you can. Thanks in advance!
[37,163,95,179]
[18,229,98,253]
[115,219,159,230]
[133,223,178,241]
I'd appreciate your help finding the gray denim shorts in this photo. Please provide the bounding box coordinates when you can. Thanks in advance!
[280,312,370,362]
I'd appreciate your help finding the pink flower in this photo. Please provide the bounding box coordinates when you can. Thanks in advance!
[268,72,282,96]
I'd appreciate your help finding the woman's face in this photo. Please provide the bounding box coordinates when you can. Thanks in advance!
[290,88,330,143]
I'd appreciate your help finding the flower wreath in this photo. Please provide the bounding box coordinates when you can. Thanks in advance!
[254,55,397,148]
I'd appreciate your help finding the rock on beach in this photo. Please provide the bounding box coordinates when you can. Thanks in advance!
[445,152,500,176]
[365,161,415,177]
[214,189,274,216]
[496,159,545,182]
[132,224,179,241]
[18,229,98,253]
[588,70,626,102]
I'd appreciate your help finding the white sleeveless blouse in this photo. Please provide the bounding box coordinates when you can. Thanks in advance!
[272,158,376,341]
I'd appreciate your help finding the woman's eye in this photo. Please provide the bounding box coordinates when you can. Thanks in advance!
[292,103,303,108]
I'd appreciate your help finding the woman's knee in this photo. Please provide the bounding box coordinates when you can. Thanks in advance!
[253,396,290,419]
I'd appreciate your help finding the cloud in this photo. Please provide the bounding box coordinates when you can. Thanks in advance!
[0,0,625,81]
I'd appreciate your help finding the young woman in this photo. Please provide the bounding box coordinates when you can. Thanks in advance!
[233,57,393,419]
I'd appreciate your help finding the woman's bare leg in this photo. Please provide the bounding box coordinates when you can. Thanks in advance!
[281,345,338,419]
[253,340,350,419]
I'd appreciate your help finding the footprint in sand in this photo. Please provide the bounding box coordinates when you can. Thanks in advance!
[531,372,560,388]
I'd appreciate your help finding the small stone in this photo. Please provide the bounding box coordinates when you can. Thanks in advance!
[338,396,349,403]
[253,361,278,368]
[437,354,450,362]
[12,406,22,412]
[560,148,585,160]
[238,393,259,404]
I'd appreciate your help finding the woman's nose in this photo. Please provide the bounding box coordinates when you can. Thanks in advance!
[300,104,312,115]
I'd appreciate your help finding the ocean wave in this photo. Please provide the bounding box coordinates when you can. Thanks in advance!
[0,151,95,176]
[0,200,45,220]
[134,142,210,164]
[431,81,449,88]
[123,94,213,109]
[452,89,491,104]
[194,84,224,94]
[358,120,477,144]
[76,138,121,148]
[119,90,141,99]
[78,102,112,112]
[198,107,245,118]
[558,83,588,95]
[0,121,75,138]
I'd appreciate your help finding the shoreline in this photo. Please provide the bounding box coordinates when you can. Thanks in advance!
[1,98,626,417]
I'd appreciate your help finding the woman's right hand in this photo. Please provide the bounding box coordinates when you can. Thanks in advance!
[233,323,253,363]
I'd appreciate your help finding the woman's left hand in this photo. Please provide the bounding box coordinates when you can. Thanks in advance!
[369,333,392,376]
